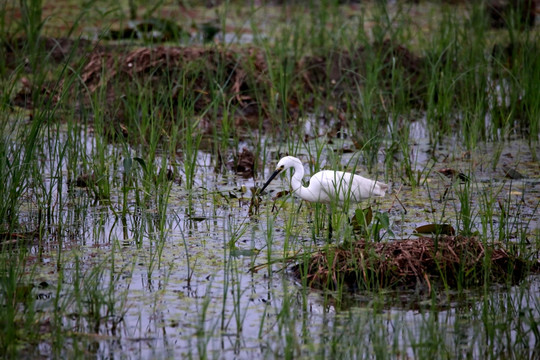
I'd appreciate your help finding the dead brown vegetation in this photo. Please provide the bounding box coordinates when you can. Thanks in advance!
[9,37,427,132]
[292,236,532,291]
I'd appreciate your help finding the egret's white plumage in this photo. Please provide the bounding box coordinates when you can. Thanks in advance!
[260,156,388,205]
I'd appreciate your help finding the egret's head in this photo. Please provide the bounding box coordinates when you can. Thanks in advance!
[259,156,299,195]
[276,156,301,171]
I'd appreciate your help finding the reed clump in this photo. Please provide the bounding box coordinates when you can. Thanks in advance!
[8,39,426,131]
[292,235,534,291]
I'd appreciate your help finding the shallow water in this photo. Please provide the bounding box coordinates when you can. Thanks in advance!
[17,115,540,358]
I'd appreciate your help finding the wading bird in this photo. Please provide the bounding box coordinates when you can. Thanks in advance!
[259,156,388,237]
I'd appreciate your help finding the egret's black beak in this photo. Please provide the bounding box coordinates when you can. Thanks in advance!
[258,168,282,195]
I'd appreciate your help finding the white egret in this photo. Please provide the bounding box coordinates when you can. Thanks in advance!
[259,156,388,238]
[259,156,388,204]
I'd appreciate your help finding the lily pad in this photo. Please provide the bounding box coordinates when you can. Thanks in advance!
[414,223,455,236]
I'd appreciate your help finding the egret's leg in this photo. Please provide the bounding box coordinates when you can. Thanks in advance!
[327,205,333,240]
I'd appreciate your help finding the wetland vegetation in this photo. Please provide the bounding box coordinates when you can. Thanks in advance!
[1,0,539,358]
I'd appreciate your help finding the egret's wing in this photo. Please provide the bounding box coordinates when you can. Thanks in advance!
[309,171,387,203]
[315,171,355,202]
[323,171,387,199]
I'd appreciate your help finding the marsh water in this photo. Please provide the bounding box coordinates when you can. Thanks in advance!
[2,1,540,358]
[21,114,539,359]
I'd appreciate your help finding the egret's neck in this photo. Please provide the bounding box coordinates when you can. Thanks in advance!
[289,161,319,202]
[289,161,305,193]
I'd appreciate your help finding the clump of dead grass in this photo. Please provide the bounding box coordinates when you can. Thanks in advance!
[292,236,531,291]
[10,38,427,130]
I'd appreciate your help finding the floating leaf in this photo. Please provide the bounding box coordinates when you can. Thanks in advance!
[438,168,469,182]
[502,165,524,179]
[273,190,289,200]
[415,223,455,236]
